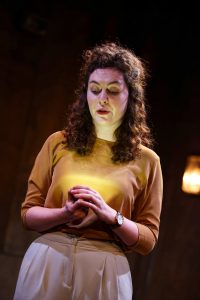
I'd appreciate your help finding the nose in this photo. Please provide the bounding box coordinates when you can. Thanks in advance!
[98,90,108,104]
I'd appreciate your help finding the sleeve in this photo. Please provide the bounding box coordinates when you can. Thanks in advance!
[21,132,62,227]
[127,157,163,255]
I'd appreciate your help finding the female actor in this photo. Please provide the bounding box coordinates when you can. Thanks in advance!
[14,42,163,300]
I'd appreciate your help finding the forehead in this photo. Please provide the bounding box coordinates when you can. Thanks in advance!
[88,68,125,85]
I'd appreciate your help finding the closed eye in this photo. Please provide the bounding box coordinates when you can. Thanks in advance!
[91,89,101,95]
[107,90,119,95]
[107,89,120,95]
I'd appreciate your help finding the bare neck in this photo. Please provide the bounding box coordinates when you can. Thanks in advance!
[94,122,120,142]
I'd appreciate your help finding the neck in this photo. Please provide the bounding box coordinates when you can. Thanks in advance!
[94,122,120,142]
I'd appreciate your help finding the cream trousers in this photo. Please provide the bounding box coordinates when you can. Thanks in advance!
[14,232,133,300]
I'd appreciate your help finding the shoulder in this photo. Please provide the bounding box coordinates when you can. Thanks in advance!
[137,145,162,185]
[40,131,66,155]
[139,144,160,164]
[45,130,66,145]
[46,130,65,141]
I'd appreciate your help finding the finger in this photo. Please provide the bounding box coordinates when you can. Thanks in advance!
[72,198,94,212]
[74,199,99,213]
[68,191,76,202]
[71,189,98,197]
[71,185,91,190]
[72,193,100,204]
[71,188,91,194]
[72,199,85,210]
[71,186,98,194]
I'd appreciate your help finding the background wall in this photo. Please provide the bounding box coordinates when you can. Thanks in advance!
[0,1,199,299]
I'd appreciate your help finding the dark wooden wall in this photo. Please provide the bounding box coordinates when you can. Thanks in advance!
[0,1,199,300]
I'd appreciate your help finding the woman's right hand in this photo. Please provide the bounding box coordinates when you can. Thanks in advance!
[24,190,88,232]
[64,190,89,225]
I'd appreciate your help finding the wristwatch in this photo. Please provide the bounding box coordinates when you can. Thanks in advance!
[110,211,124,230]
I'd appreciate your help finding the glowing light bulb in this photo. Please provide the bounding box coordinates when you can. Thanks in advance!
[182,156,200,195]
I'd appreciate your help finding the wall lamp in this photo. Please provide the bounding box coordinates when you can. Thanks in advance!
[182,155,200,195]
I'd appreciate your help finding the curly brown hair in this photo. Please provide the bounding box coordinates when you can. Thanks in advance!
[64,42,153,163]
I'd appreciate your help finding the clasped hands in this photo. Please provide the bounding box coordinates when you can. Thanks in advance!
[64,185,116,225]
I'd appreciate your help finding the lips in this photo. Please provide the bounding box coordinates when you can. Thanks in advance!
[96,109,110,115]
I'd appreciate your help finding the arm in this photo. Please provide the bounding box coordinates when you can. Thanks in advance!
[111,217,139,246]
[70,157,163,255]
[21,132,88,232]
[128,158,163,254]
[24,197,88,232]
[21,133,57,228]
[24,206,68,232]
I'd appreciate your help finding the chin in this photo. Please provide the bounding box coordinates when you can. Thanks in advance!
[96,116,112,123]
[96,120,112,126]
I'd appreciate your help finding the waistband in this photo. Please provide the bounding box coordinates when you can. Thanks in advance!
[34,231,123,254]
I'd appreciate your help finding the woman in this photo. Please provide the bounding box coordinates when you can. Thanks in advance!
[14,42,163,300]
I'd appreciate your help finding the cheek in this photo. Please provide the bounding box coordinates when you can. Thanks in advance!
[87,98,94,109]
[86,90,90,103]
[121,94,129,111]
[87,91,92,106]
[87,96,95,114]
[114,98,128,114]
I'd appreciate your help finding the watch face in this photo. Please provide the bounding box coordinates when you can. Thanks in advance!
[117,213,124,225]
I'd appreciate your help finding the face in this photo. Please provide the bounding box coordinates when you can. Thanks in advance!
[87,68,129,127]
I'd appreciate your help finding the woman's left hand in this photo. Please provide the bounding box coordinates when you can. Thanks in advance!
[70,185,116,224]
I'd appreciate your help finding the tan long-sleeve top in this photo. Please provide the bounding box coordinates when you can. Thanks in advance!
[21,131,163,255]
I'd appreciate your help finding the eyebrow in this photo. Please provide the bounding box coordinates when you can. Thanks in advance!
[88,80,121,85]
